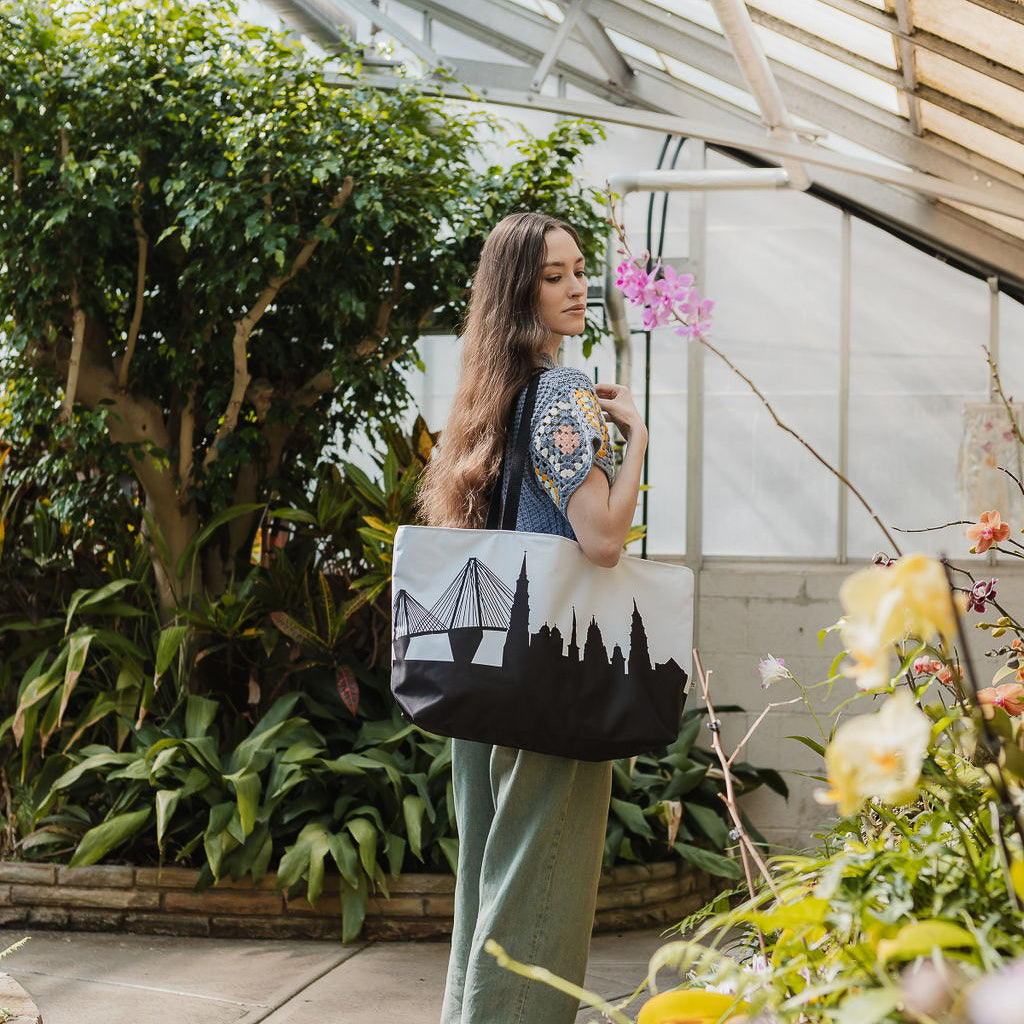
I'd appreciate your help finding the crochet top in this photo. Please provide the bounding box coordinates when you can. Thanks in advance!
[500,365,616,538]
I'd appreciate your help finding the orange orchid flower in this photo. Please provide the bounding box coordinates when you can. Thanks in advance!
[967,511,1011,554]
[976,682,1024,717]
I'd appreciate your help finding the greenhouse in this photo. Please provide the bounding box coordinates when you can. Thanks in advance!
[1,0,1023,1021]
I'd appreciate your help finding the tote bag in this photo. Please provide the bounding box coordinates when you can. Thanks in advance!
[390,374,694,761]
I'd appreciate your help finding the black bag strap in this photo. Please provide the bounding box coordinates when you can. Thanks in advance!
[485,371,542,532]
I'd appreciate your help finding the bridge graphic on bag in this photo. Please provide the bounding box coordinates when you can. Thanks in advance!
[392,556,514,664]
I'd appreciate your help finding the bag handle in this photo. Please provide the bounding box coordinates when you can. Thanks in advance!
[485,371,542,532]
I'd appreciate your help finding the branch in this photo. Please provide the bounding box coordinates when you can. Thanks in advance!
[177,385,196,501]
[59,276,86,425]
[985,345,1024,447]
[354,262,401,358]
[118,171,148,389]
[694,650,779,905]
[202,177,354,472]
[692,329,903,557]
[725,696,803,769]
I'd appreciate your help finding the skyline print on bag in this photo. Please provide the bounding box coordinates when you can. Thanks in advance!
[392,553,688,715]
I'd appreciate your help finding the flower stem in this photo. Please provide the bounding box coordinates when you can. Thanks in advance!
[484,939,634,1024]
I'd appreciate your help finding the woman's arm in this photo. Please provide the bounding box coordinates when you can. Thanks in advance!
[566,382,648,568]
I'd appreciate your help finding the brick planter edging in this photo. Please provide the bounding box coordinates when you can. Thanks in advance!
[0,861,719,941]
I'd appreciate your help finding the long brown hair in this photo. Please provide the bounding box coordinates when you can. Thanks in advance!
[417,212,581,527]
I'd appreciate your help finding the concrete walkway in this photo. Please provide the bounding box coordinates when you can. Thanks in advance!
[0,927,676,1023]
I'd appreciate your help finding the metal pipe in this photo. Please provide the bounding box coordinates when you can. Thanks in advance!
[708,0,813,192]
[837,211,851,564]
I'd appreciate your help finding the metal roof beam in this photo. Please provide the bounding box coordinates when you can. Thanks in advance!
[891,0,921,134]
[260,0,356,45]
[707,0,811,188]
[334,0,449,69]
[402,0,1024,197]
[531,0,589,91]
[576,10,634,91]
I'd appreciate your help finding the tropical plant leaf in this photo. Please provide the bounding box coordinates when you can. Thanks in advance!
[155,624,190,679]
[336,665,359,717]
[68,807,151,867]
[673,842,742,879]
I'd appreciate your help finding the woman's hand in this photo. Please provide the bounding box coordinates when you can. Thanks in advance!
[595,382,647,444]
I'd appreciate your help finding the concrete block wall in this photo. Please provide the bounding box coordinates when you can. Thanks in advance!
[693,557,1024,851]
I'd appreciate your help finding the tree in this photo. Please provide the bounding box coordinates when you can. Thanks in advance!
[0,0,606,610]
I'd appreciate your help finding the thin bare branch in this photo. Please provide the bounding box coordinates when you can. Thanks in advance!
[202,177,354,472]
[894,520,972,533]
[726,696,803,769]
[694,650,779,906]
[118,172,148,389]
[985,345,1024,447]
[996,463,1024,498]
[691,330,902,557]
[59,277,86,424]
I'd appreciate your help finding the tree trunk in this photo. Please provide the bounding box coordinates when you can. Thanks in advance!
[73,317,203,611]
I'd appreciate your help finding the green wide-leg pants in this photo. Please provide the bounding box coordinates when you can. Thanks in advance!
[440,738,613,1024]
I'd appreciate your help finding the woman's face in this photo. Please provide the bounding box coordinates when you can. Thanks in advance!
[537,228,587,350]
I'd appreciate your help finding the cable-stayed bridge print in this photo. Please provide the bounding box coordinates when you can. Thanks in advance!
[392,557,513,665]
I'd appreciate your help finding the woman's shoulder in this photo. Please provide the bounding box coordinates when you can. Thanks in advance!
[537,364,596,398]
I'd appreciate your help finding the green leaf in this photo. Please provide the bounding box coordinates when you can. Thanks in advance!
[64,579,135,633]
[835,989,902,1024]
[155,789,181,847]
[402,794,425,861]
[685,803,730,849]
[673,842,742,879]
[175,503,266,578]
[225,770,261,838]
[785,735,826,757]
[876,921,975,962]
[610,798,655,839]
[346,817,379,879]
[69,808,150,867]
[57,631,93,730]
[340,874,368,944]
[155,624,190,678]
[185,694,219,738]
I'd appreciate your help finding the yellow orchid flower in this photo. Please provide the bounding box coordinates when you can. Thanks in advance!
[816,691,932,816]
[637,989,750,1024]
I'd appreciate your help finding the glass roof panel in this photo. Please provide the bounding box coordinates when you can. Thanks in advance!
[913,0,1024,71]
[660,53,760,115]
[535,0,563,21]
[649,0,723,30]
[747,0,898,68]
[915,48,1024,133]
[920,99,1024,176]
[753,22,900,112]
[605,27,669,68]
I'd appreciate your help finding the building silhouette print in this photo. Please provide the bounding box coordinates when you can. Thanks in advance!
[393,554,687,703]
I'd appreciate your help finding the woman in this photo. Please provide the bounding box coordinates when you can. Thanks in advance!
[417,211,648,1024]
